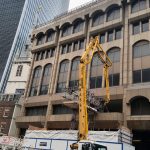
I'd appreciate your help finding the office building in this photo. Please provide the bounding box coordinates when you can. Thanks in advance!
[0,0,70,92]
[16,0,150,149]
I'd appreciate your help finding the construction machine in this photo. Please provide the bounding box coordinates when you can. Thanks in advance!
[70,36,112,150]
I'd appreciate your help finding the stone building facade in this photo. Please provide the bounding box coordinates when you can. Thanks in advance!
[16,0,150,149]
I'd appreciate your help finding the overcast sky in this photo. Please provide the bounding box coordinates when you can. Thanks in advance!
[69,0,92,10]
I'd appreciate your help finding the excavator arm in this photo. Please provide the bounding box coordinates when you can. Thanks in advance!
[79,36,112,140]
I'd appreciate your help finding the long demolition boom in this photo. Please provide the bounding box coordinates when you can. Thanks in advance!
[78,36,112,140]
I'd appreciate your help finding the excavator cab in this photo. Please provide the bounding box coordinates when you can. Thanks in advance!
[70,141,107,150]
[82,142,107,150]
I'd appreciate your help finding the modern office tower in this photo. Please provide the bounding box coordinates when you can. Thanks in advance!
[0,0,25,91]
[16,0,150,149]
[0,0,70,92]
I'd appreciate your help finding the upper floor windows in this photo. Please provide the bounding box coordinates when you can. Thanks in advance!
[25,106,47,116]
[131,0,147,13]
[16,65,23,76]
[131,96,150,115]
[90,53,103,89]
[98,27,122,44]
[92,11,104,27]
[46,30,55,42]
[56,60,69,93]
[62,24,72,37]
[40,64,52,95]
[107,47,120,63]
[133,68,150,83]
[132,19,149,35]
[132,40,150,84]
[35,48,55,61]
[29,66,42,96]
[69,57,80,88]
[107,6,120,22]
[73,20,84,33]
[133,40,150,58]
[60,39,85,55]
[36,33,45,45]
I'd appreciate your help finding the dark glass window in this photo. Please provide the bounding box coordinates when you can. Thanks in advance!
[90,76,102,89]
[133,22,140,35]
[40,64,52,95]
[142,68,150,82]
[100,34,105,43]
[73,41,78,51]
[131,97,150,115]
[62,25,71,37]
[133,70,141,83]
[30,66,42,96]
[131,0,147,13]
[90,53,103,89]
[16,65,23,76]
[109,73,120,86]
[69,57,80,88]
[41,51,45,60]
[53,104,73,114]
[46,50,50,59]
[92,13,104,27]
[107,48,120,63]
[26,106,47,116]
[115,28,122,40]
[79,39,84,49]
[61,45,67,54]
[50,48,55,57]
[106,99,123,113]
[37,34,45,45]
[46,30,55,42]
[45,48,55,58]
[107,7,120,22]
[36,52,41,61]
[73,21,84,33]
[108,31,113,42]
[56,60,69,93]
[142,20,149,32]
[133,40,150,58]
[68,44,72,53]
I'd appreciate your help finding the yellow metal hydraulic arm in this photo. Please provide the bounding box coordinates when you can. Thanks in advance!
[78,36,112,141]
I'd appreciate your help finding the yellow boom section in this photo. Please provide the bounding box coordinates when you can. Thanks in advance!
[78,36,112,140]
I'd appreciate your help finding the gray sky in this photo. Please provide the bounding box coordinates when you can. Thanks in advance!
[69,0,92,9]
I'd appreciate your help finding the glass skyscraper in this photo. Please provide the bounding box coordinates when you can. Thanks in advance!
[0,0,70,92]
[0,0,25,89]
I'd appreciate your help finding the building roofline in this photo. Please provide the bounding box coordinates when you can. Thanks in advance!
[35,0,104,29]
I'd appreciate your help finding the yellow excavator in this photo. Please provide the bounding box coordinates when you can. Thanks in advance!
[70,36,112,150]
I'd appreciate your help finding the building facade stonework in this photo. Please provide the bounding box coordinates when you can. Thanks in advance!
[16,0,150,149]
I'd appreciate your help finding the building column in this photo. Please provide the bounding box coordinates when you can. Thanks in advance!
[24,53,35,98]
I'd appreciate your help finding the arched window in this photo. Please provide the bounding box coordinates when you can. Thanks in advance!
[131,0,147,13]
[46,30,55,42]
[69,57,80,88]
[132,40,150,83]
[90,53,103,89]
[40,64,52,95]
[107,48,120,86]
[131,96,150,115]
[62,24,72,37]
[107,6,120,22]
[92,12,104,27]
[133,40,150,58]
[73,20,84,33]
[36,33,45,45]
[56,60,69,93]
[30,66,42,96]
[107,47,120,63]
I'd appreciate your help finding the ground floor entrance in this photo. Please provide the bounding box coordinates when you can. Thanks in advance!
[133,130,150,150]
